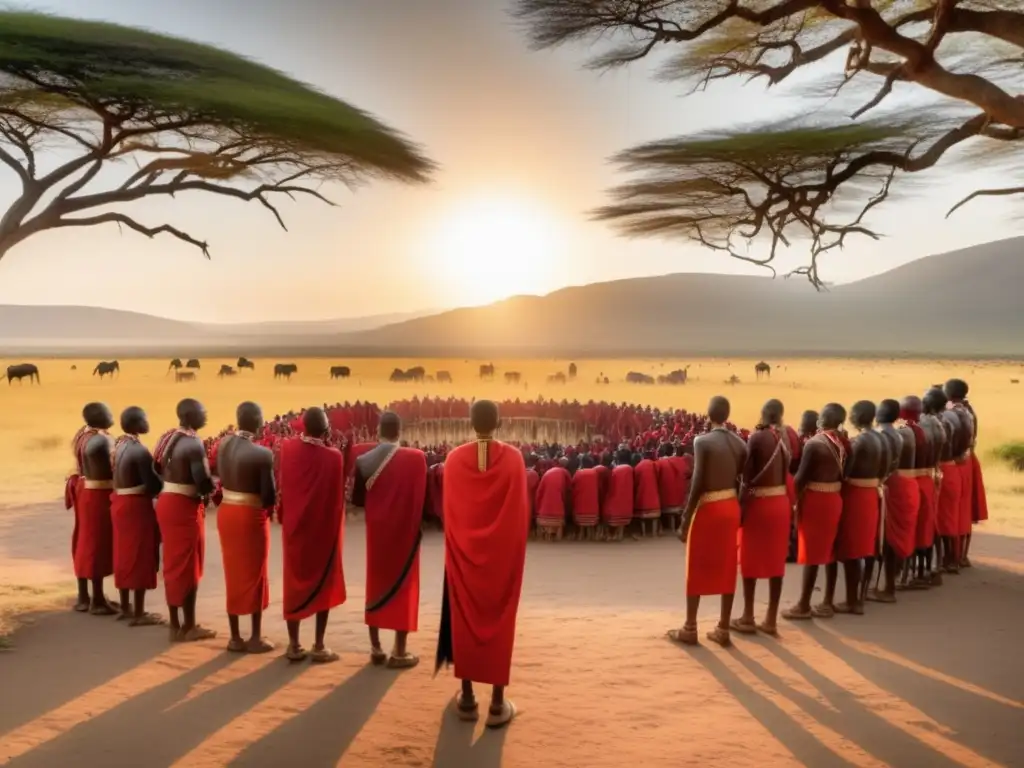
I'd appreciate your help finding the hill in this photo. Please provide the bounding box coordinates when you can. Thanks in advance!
[337,237,1024,358]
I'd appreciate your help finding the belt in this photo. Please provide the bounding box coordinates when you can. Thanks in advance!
[220,489,263,508]
[83,479,113,490]
[698,488,736,505]
[163,482,198,497]
[750,485,787,498]
[902,468,932,478]
[114,485,146,495]
[806,482,842,493]
[847,478,880,488]
[662,506,684,514]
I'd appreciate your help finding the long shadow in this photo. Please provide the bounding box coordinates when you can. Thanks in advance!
[7,652,305,768]
[753,637,964,768]
[0,612,170,734]
[799,623,1024,767]
[230,663,399,767]
[431,710,508,768]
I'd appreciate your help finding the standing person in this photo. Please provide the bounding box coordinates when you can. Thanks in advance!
[216,402,276,654]
[918,390,947,584]
[352,411,427,669]
[154,398,217,643]
[734,400,791,637]
[934,388,963,572]
[436,400,528,730]
[278,407,347,663]
[669,396,745,647]
[944,379,986,567]
[831,401,887,616]
[67,402,117,615]
[782,404,846,621]
[111,406,164,626]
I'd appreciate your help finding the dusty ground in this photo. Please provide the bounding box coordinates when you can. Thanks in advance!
[0,502,1021,768]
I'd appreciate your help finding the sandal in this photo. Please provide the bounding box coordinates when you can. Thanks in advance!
[706,627,732,647]
[285,644,308,662]
[666,627,699,646]
[89,603,118,616]
[865,589,896,604]
[73,600,90,613]
[486,700,517,729]
[454,692,480,722]
[781,607,812,621]
[247,637,275,654]
[757,622,779,638]
[227,638,248,653]
[183,625,218,642]
[128,613,165,627]
[370,647,388,666]
[386,653,420,670]
[811,603,835,619]
[833,602,864,616]
[729,619,757,635]
[310,647,340,664]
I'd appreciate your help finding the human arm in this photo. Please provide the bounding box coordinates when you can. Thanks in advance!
[793,441,815,492]
[259,452,276,512]
[140,449,163,498]
[186,440,215,497]
[680,439,705,540]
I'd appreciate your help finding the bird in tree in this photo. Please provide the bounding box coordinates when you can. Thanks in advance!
[0,12,435,261]
[513,1,1024,286]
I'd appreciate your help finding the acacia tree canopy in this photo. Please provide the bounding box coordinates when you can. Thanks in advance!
[0,12,435,260]
[514,0,1024,285]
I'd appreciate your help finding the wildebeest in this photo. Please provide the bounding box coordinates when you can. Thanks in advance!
[1011,379,1020,384]
[93,360,119,379]
[389,367,426,383]
[186,358,201,369]
[168,358,183,372]
[274,363,298,380]
[547,372,567,384]
[237,357,255,370]
[568,362,577,379]
[480,363,495,380]
[626,371,654,385]
[657,367,689,386]
[437,371,453,383]
[755,361,771,380]
[218,365,237,377]
[176,370,196,383]
[330,365,351,379]
[3,363,40,385]
[504,371,522,384]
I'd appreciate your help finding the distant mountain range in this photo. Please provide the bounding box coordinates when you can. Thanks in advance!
[1,237,1021,358]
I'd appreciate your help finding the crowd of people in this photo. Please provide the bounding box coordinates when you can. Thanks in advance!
[61,381,987,729]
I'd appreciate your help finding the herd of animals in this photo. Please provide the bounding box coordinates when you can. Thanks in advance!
[1,359,777,386]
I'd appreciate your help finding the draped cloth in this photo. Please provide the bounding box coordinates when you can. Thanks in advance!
[74,487,115,580]
[279,438,347,622]
[836,482,881,561]
[217,503,271,616]
[936,461,961,537]
[957,461,974,536]
[436,439,528,687]
[363,447,427,632]
[601,465,634,527]
[657,456,687,514]
[685,490,740,596]
[111,494,159,591]
[633,459,661,519]
[915,474,937,550]
[535,466,570,528]
[970,454,988,523]
[797,488,842,566]
[571,467,600,526]
[885,473,920,560]
[739,488,791,579]
[155,493,206,607]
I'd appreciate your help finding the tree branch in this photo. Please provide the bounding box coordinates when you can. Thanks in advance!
[946,185,1024,218]
[54,212,210,258]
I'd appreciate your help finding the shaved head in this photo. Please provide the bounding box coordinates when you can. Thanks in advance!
[820,403,846,431]
[303,407,329,438]
[379,411,401,441]
[120,406,149,435]
[708,396,730,425]
[471,399,500,435]
[83,402,114,430]
[236,401,263,433]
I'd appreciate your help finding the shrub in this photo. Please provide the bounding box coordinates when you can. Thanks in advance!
[994,442,1024,472]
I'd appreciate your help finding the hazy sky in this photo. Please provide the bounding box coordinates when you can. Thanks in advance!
[0,0,1017,322]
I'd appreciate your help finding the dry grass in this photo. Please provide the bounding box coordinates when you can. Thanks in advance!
[1,356,1022,534]
[0,582,76,647]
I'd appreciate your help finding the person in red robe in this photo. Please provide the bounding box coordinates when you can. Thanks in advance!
[66,402,118,615]
[535,463,570,540]
[436,400,527,730]
[945,379,987,567]
[571,460,600,539]
[525,457,540,524]
[154,399,217,642]
[602,459,634,541]
[352,412,427,669]
[278,407,347,663]
[936,390,965,572]
[633,455,661,536]
[669,397,744,647]
[111,406,164,626]
[216,402,276,654]
[656,447,687,535]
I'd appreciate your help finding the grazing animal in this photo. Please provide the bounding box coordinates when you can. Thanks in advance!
[330,365,351,379]
[218,364,237,377]
[547,372,567,384]
[274,363,298,380]
[480,363,495,380]
[93,360,119,379]
[168,358,183,372]
[186,358,201,369]
[175,370,196,383]
[755,361,771,380]
[70,365,76,371]
[626,371,654,385]
[237,357,255,370]
[436,370,453,383]
[727,374,741,385]
[405,366,426,382]
[568,362,577,378]
[504,371,522,384]
[3,363,40,385]
[1011,379,1020,384]
[389,368,408,383]
[658,367,689,385]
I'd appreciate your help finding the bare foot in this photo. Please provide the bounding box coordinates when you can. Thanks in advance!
[706,626,732,647]
[227,637,248,653]
[285,644,308,662]
[310,647,339,664]
[833,602,864,616]
[73,599,90,613]
[89,602,118,616]
[128,613,165,628]
[781,606,812,621]
[756,622,779,638]
[247,637,275,654]
[454,692,480,722]
[729,618,757,635]
[183,625,217,642]
[387,653,420,670]
[811,603,835,619]
[865,589,896,604]
[370,647,387,666]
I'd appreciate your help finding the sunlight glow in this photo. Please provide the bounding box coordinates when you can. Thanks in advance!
[426,197,567,305]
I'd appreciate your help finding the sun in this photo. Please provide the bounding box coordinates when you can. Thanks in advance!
[426,197,566,306]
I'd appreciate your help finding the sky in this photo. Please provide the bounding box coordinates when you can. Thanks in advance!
[0,0,1018,322]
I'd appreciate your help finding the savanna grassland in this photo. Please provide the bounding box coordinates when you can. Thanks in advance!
[2,356,1023,535]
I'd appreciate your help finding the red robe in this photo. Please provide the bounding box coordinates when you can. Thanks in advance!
[656,457,686,513]
[361,447,427,632]
[739,489,791,579]
[437,439,528,687]
[970,454,988,523]
[885,473,920,560]
[686,493,740,596]
[217,502,271,617]
[957,461,973,536]
[797,488,843,566]
[111,493,159,591]
[155,492,206,607]
[525,468,540,518]
[602,465,634,527]
[279,438,347,621]
[633,459,660,518]
[915,473,937,550]
[936,461,961,537]
[836,482,881,561]
[571,468,600,526]
[535,466,570,528]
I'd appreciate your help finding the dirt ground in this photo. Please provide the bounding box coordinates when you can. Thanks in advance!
[0,503,1021,768]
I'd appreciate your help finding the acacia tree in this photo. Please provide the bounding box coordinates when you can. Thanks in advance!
[0,12,434,262]
[514,1,1023,285]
